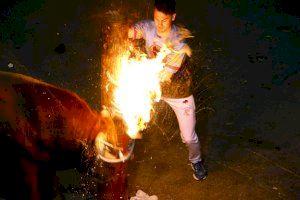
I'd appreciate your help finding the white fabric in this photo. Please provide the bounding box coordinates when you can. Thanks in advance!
[162,95,198,143]
[130,190,158,200]
[162,95,201,163]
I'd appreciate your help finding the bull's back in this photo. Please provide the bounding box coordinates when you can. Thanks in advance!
[0,71,99,154]
[0,71,89,112]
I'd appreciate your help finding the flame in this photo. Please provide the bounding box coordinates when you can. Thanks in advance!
[111,46,170,138]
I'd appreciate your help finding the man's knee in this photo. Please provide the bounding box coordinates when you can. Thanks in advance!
[183,137,199,144]
[181,130,198,144]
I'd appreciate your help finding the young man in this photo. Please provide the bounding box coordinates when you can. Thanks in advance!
[128,0,207,180]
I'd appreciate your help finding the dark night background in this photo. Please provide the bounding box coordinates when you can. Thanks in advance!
[0,0,299,199]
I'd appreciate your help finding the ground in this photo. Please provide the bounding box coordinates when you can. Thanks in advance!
[0,0,299,199]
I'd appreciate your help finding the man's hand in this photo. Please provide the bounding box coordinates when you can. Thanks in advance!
[128,27,135,39]
[171,45,192,57]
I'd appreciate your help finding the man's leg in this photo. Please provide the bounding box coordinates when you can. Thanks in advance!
[162,95,207,180]
[162,95,201,162]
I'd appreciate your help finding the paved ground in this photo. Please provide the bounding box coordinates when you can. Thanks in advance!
[0,0,299,199]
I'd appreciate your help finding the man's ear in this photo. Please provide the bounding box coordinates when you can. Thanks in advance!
[172,13,176,21]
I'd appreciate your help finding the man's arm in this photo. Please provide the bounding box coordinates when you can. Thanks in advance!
[128,27,143,40]
[128,20,148,40]
[160,44,192,82]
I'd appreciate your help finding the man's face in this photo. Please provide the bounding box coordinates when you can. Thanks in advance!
[154,8,176,35]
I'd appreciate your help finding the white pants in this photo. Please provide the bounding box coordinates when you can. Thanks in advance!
[162,95,201,163]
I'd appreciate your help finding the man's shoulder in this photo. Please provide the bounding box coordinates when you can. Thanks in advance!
[135,20,155,30]
[170,25,192,49]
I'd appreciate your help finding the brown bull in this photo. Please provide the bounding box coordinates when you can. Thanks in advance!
[0,71,128,200]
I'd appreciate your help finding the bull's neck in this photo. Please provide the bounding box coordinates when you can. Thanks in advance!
[73,110,100,143]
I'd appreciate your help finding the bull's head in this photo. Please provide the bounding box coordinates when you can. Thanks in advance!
[95,109,135,163]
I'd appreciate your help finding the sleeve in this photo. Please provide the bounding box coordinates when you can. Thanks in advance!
[164,43,188,73]
[164,53,186,73]
[131,20,149,40]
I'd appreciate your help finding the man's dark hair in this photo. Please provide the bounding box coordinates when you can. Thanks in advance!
[154,0,176,14]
